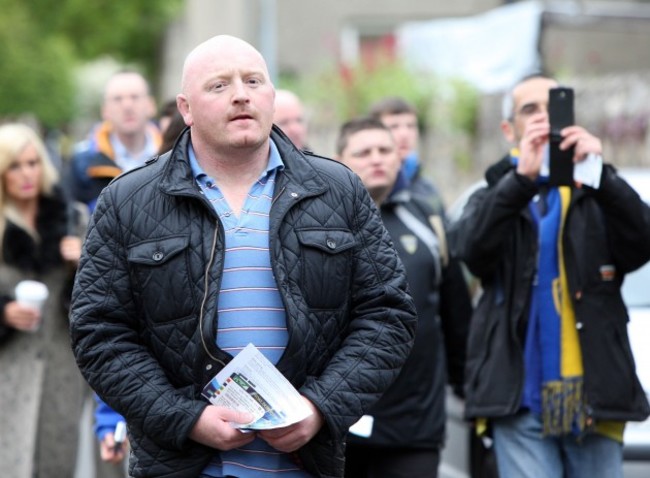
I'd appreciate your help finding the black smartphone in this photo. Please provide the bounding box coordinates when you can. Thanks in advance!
[548,87,575,186]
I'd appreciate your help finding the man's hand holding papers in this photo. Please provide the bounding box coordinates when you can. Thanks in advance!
[202,343,314,430]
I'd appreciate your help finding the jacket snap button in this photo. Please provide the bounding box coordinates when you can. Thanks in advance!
[576,322,583,330]
[290,192,298,198]
[152,251,164,261]
[206,364,213,371]
[326,239,336,249]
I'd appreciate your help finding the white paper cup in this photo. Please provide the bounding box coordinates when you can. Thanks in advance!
[15,280,49,332]
[15,280,49,311]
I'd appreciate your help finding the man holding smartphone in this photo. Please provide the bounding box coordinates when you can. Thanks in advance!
[449,73,650,478]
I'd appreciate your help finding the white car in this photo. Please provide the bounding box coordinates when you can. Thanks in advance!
[618,169,650,478]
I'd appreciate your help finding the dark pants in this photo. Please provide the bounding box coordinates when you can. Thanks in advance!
[345,444,440,478]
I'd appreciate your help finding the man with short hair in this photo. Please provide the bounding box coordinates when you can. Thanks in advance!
[67,71,160,211]
[336,117,471,478]
[273,89,308,150]
[369,96,444,215]
[449,73,650,478]
[67,70,161,477]
[70,35,416,478]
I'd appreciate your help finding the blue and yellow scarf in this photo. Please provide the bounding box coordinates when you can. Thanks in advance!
[521,182,585,436]
[477,153,624,441]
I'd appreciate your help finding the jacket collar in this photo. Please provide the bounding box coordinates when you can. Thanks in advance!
[3,190,68,272]
[158,125,329,200]
[485,155,515,187]
[90,121,162,161]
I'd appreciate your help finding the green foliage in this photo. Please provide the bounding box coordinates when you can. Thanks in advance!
[0,2,76,127]
[24,0,182,76]
[280,56,479,137]
[430,77,480,137]
[0,0,183,127]
[279,57,480,172]
[453,149,473,172]
[283,56,436,129]
[447,78,480,136]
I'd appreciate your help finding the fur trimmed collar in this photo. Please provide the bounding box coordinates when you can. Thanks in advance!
[2,190,69,273]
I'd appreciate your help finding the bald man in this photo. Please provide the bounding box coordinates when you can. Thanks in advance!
[67,71,161,211]
[274,89,308,150]
[70,35,416,478]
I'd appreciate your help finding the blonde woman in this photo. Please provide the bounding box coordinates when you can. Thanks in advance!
[0,123,87,477]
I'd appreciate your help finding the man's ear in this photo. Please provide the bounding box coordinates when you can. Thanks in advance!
[176,95,193,127]
[501,119,516,144]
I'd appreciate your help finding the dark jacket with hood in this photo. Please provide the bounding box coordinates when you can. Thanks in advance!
[449,156,650,424]
[70,127,417,478]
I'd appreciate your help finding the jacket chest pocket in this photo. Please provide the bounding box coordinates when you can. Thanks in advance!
[127,235,194,322]
[296,228,355,309]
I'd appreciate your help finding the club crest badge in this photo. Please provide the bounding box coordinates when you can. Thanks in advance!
[400,234,418,255]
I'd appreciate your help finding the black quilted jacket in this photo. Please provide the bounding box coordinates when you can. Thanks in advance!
[450,158,650,423]
[70,127,417,478]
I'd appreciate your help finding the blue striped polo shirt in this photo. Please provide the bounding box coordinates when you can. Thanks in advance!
[189,141,311,478]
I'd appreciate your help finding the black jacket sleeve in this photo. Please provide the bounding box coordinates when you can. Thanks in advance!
[438,255,472,397]
[410,196,472,397]
[449,170,538,279]
[592,165,650,273]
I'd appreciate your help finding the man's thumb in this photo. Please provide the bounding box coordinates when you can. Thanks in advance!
[218,407,254,425]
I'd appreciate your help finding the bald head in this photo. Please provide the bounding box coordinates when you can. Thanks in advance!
[274,89,307,149]
[275,89,301,108]
[181,35,270,95]
[176,35,276,159]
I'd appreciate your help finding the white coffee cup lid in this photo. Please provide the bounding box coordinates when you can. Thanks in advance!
[15,280,49,301]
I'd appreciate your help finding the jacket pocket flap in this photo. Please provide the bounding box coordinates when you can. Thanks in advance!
[127,235,189,265]
[296,229,356,254]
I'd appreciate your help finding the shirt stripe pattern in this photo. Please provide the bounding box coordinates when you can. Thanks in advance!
[189,142,311,478]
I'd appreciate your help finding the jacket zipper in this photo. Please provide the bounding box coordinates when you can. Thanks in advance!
[199,219,226,367]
